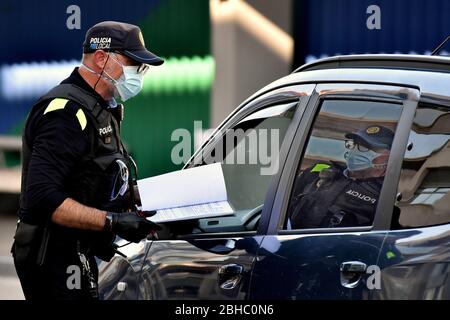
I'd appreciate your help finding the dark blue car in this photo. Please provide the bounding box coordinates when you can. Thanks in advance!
[98,54,450,300]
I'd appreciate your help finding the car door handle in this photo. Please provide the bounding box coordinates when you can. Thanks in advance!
[340,261,367,289]
[218,264,244,290]
[187,239,236,255]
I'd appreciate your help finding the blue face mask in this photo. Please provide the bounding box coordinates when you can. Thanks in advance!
[344,149,386,171]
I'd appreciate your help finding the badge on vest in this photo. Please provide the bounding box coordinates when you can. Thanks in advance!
[99,124,113,144]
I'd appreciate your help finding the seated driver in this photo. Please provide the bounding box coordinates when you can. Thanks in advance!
[289,125,394,229]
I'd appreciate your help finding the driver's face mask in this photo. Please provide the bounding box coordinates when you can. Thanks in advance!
[344,140,387,172]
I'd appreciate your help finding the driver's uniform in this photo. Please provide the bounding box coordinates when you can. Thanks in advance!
[289,163,383,229]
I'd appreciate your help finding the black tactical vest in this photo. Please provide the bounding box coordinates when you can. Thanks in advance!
[21,83,136,223]
[290,164,383,229]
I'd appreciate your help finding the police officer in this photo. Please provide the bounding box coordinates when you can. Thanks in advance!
[289,125,394,229]
[12,21,164,300]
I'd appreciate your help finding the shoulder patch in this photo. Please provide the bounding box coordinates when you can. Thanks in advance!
[75,108,87,131]
[311,163,331,173]
[43,98,69,115]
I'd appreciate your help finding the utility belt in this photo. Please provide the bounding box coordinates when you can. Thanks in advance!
[12,220,50,267]
[12,220,104,299]
[12,219,120,268]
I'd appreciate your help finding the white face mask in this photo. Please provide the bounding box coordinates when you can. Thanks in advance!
[106,53,145,102]
[108,65,144,102]
[82,53,145,102]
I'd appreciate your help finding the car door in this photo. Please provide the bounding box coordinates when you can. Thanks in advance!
[249,83,419,299]
[375,99,450,299]
[98,239,148,300]
[138,84,316,300]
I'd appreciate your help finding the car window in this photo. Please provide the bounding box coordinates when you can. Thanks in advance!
[284,99,403,230]
[191,101,300,233]
[393,104,450,229]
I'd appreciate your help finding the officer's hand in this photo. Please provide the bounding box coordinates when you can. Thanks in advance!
[106,211,161,243]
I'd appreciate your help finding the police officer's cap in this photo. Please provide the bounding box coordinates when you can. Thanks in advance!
[83,21,164,66]
[345,125,394,150]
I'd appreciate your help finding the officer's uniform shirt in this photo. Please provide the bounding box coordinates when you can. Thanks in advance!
[18,68,109,225]
[289,163,383,229]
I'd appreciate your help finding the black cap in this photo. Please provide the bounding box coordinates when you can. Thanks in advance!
[345,125,395,150]
[83,21,164,66]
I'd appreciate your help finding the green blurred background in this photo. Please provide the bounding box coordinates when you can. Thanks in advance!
[0,0,212,178]
[127,0,211,177]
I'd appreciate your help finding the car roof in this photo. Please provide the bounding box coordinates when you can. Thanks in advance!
[293,54,450,73]
[240,54,450,110]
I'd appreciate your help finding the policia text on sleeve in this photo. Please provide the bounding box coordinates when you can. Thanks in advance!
[11,21,164,300]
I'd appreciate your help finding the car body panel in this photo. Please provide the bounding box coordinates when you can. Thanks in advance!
[375,223,450,299]
[139,237,264,299]
[250,232,387,299]
[98,240,148,300]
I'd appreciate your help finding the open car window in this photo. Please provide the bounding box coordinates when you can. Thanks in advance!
[171,101,300,235]
[284,99,403,230]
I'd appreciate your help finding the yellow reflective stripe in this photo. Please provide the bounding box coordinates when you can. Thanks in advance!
[43,98,69,114]
[311,163,331,173]
[75,109,87,131]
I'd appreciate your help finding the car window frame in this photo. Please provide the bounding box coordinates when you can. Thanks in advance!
[186,85,315,168]
[171,84,316,239]
[265,82,420,235]
[392,99,450,230]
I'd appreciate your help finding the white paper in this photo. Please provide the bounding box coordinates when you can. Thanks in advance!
[148,201,233,223]
[137,163,232,222]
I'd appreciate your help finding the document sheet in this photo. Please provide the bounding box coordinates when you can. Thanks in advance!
[137,163,233,222]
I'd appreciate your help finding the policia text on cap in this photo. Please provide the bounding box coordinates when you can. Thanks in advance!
[11,21,164,300]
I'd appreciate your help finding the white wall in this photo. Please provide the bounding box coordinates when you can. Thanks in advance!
[210,0,293,127]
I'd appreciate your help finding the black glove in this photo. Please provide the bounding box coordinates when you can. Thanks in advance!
[105,211,161,243]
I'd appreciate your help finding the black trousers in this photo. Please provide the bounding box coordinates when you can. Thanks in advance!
[12,238,99,301]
